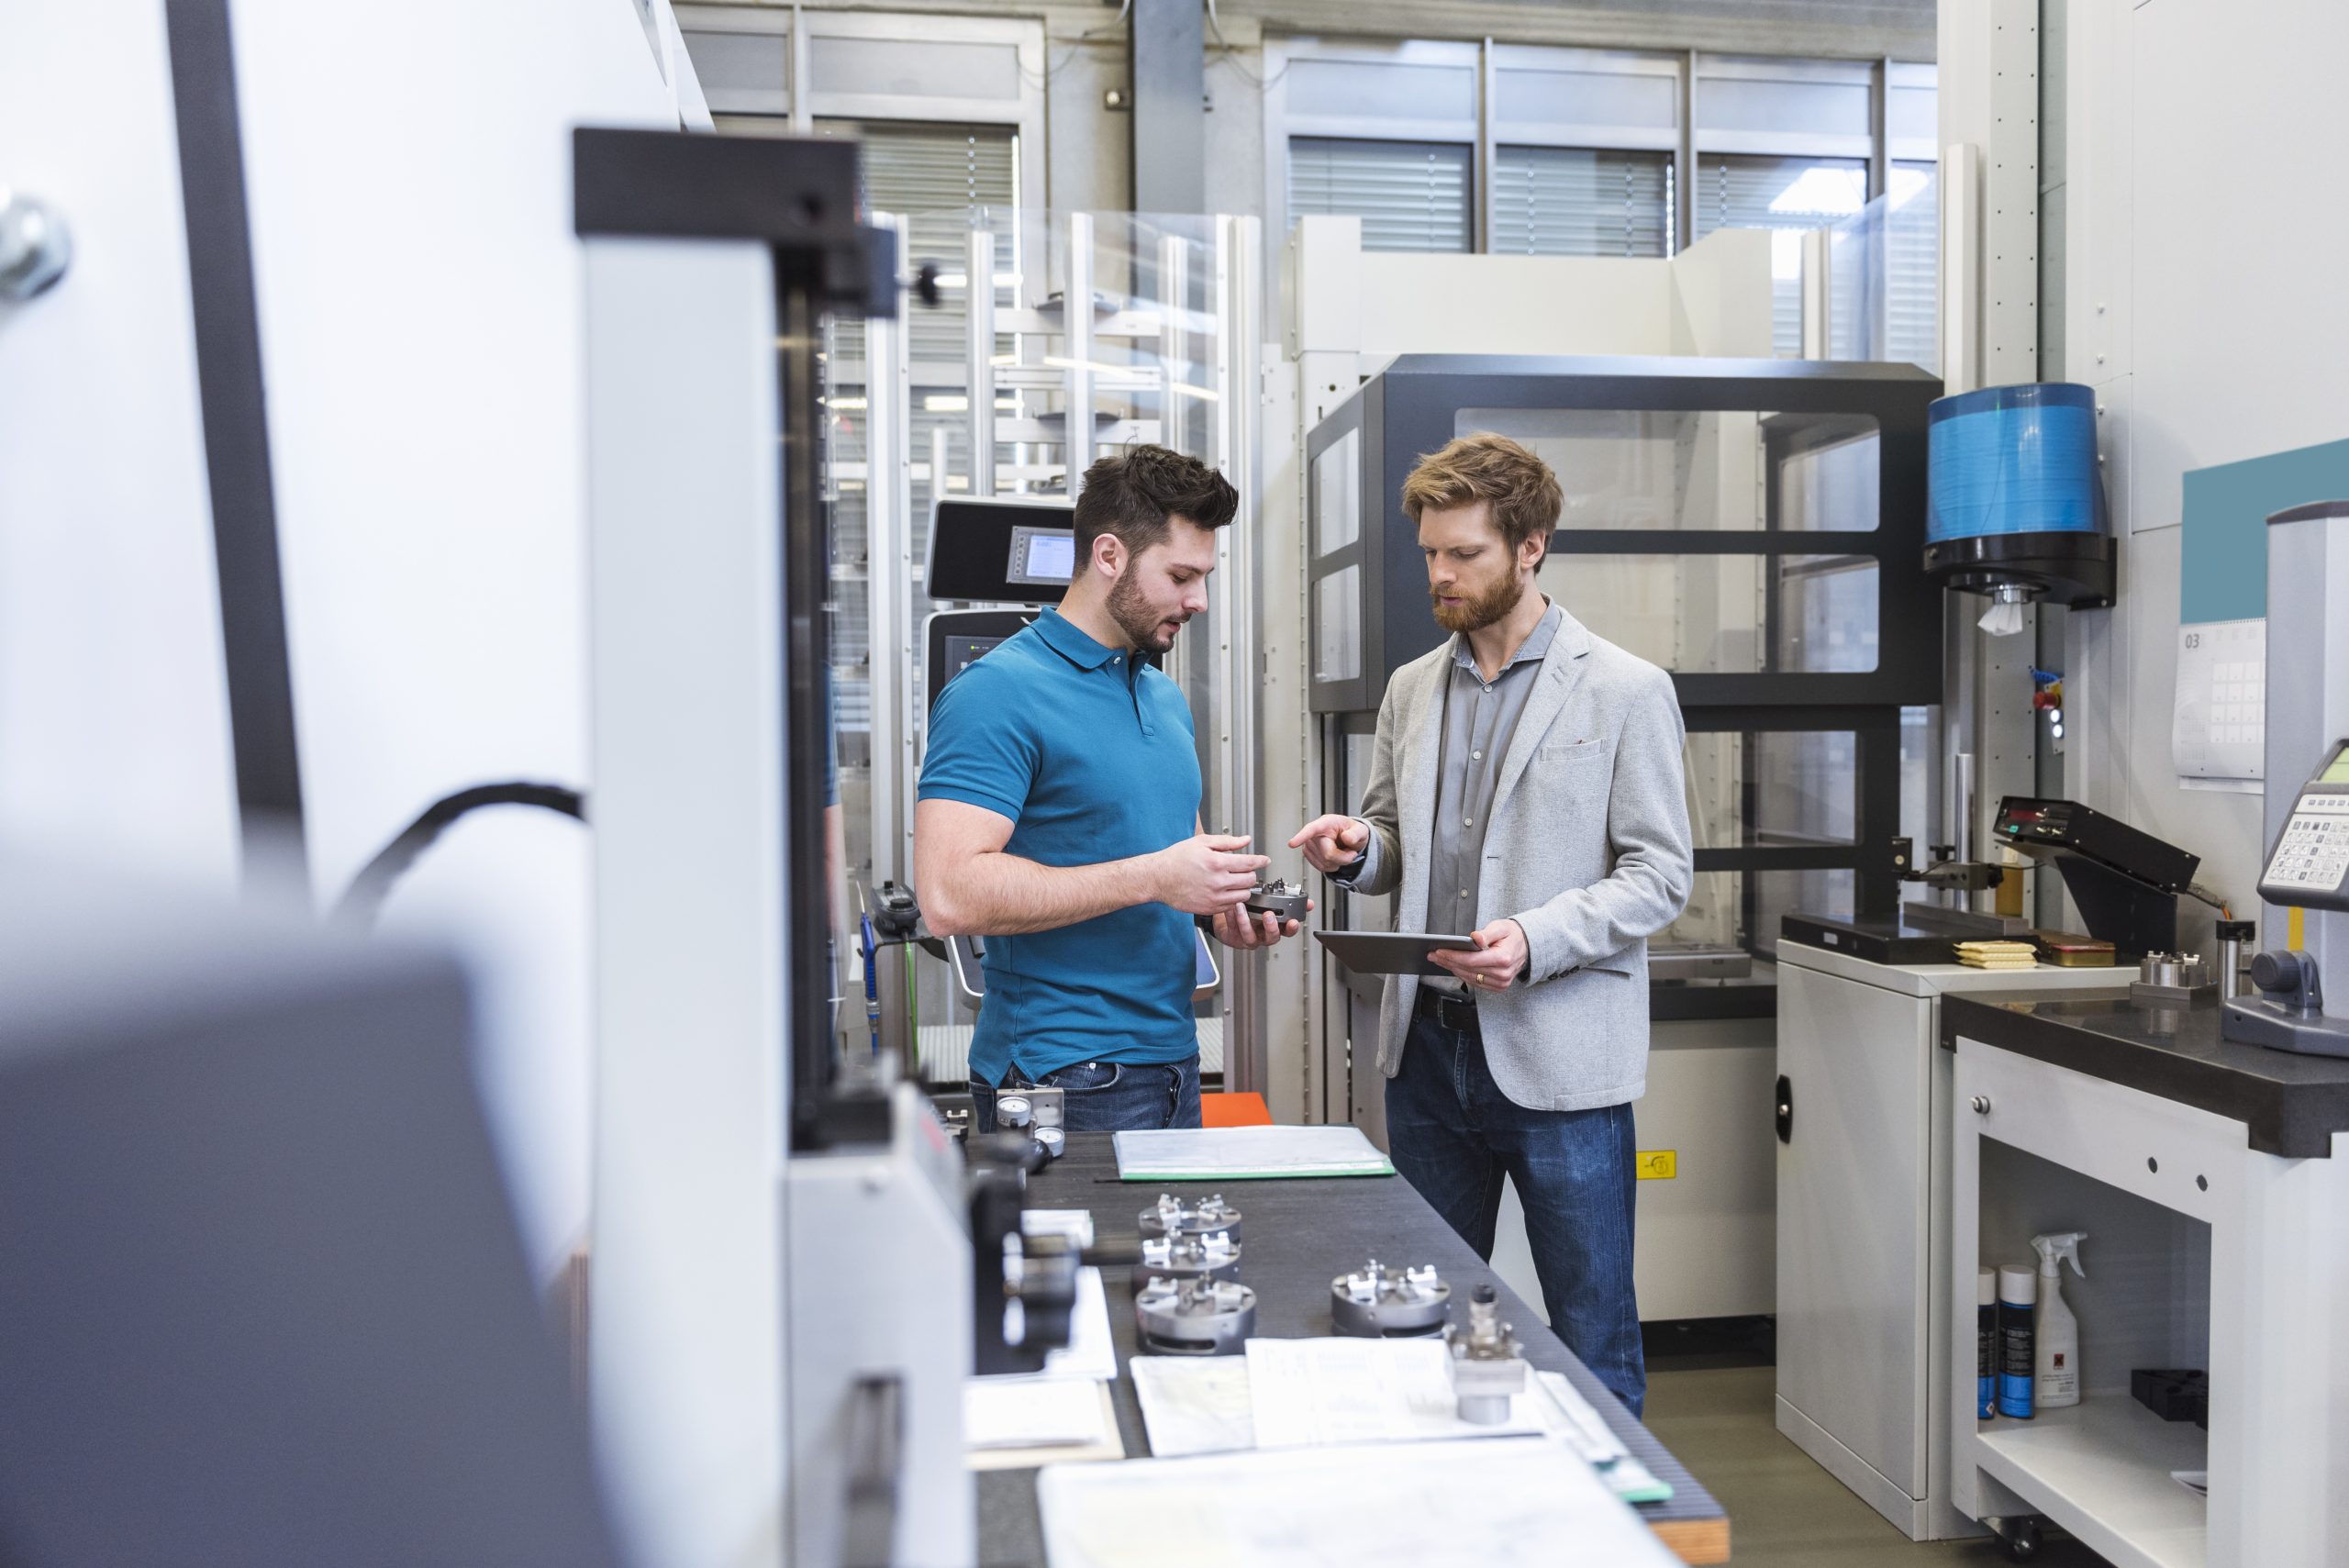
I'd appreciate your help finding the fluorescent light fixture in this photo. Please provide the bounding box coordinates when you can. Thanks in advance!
[924,395,970,413]
[822,396,869,410]
[1165,383,1221,402]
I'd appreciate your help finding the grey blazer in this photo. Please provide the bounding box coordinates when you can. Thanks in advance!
[1345,608,1693,1112]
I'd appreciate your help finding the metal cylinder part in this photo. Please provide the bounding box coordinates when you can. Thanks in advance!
[1330,1259,1451,1338]
[1130,1229,1241,1290]
[1138,1192,1242,1243]
[2217,920,2257,1001]
[1447,1284,1528,1425]
[1134,1275,1256,1356]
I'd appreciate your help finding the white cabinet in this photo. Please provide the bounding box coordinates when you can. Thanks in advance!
[1774,943,2126,1540]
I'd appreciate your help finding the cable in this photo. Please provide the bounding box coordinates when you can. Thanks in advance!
[1016,0,1134,91]
[2183,883,2232,920]
[333,782,586,929]
[1203,0,1287,89]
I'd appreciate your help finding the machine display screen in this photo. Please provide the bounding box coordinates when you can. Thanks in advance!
[1006,527,1075,586]
[941,635,1007,687]
[2321,743,2349,784]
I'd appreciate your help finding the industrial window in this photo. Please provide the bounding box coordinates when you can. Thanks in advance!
[1886,161,1938,373]
[1693,154,1870,357]
[1287,137,1473,254]
[1491,146,1674,259]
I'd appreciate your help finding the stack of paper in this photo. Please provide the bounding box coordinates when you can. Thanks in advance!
[1037,1436,1679,1568]
[1243,1336,1550,1447]
[1956,940,2040,971]
[963,1267,1124,1469]
[1111,1125,1395,1182]
[1128,1340,1675,1507]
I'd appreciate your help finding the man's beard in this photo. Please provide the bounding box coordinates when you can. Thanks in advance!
[1108,566,1184,653]
[1431,569,1526,634]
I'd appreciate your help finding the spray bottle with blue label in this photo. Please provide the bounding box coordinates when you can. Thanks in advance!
[2032,1232,2087,1410]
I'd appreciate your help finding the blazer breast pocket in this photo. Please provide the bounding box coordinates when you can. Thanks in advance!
[1536,738,1615,767]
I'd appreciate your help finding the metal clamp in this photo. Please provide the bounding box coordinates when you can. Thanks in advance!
[1134,1274,1256,1356]
[1139,1192,1242,1243]
[1131,1229,1241,1290]
[1330,1259,1451,1338]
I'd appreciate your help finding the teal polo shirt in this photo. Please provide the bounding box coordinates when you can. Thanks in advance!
[918,607,1201,1085]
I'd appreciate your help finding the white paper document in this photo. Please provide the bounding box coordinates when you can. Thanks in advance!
[1129,1353,1258,1458]
[974,1267,1116,1385]
[2173,617,2266,786]
[964,1376,1114,1451]
[1112,1124,1395,1182]
[1244,1336,1549,1449]
[1038,1436,1679,1568]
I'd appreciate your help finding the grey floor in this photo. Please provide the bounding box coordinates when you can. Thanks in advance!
[1641,1358,2114,1568]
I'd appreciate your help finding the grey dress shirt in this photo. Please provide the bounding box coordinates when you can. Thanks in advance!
[1341,599,1563,996]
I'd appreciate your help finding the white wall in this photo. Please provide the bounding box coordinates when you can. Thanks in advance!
[221,0,681,1277]
[2058,0,2349,948]
[0,2,242,890]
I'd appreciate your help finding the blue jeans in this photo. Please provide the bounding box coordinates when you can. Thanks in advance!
[1386,999,1645,1416]
[970,1052,1203,1134]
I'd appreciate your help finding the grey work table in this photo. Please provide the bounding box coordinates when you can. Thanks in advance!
[974,1133,1729,1566]
[1942,991,2349,1157]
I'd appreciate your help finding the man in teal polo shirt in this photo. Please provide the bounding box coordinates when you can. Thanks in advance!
[914,446,1306,1131]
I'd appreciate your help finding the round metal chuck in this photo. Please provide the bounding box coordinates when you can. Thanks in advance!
[1447,1284,1528,1425]
[1134,1275,1256,1356]
[1330,1259,1451,1338]
[1245,879,1311,925]
[1138,1192,1242,1244]
[1129,1229,1242,1290]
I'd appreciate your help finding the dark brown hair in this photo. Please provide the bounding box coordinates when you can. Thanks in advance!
[1401,432,1564,553]
[1071,445,1239,572]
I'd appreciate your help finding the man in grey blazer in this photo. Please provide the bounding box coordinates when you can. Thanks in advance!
[1289,432,1691,1415]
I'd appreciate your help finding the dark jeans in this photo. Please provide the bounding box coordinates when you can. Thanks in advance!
[1386,996,1646,1416]
[970,1052,1203,1134]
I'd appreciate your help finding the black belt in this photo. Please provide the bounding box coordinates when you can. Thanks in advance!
[1417,986,1480,1032]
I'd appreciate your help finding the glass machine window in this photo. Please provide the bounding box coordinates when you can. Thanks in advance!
[1305,354,1942,1011]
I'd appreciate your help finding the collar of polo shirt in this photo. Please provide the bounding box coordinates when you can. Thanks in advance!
[1035,606,1129,672]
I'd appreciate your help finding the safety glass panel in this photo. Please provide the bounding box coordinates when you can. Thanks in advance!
[1456,408,1879,531]
[1668,869,1855,958]
[1315,566,1363,683]
[1544,554,1881,673]
[1683,731,1860,849]
[1313,428,1361,557]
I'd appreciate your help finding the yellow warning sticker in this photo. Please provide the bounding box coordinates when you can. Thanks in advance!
[1635,1150,1676,1180]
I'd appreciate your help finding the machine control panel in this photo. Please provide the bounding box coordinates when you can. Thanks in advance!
[2257,739,2349,912]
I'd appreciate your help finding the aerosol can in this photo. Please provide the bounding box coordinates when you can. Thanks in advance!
[2032,1231,2087,1410]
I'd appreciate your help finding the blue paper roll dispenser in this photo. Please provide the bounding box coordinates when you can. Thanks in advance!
[1924,382,2117,623]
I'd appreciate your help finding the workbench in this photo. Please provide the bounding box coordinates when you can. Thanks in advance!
[1942,994,2349,1567]
[975,1133,1730,1565]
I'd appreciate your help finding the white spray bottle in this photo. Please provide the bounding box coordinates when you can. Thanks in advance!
[2032,1232,2087,1409]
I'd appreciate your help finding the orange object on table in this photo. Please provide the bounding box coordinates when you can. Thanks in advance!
[1199,1091,1272,1128]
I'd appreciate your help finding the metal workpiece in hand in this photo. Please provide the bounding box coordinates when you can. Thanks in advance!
[1330,1259,1452,1338]
[1129,1229,1242,1290]
[1244,878,1312,925]
[1138,1191,1242,1243]
[1133,1274,1257,1356]
[1447,1284,1530,1425]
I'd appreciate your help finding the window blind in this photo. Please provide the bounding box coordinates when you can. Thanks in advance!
[1288,137,1473,253]
[1492,146,1672,259]
[1886,161,1938,373]
[1694,154,1868,357]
